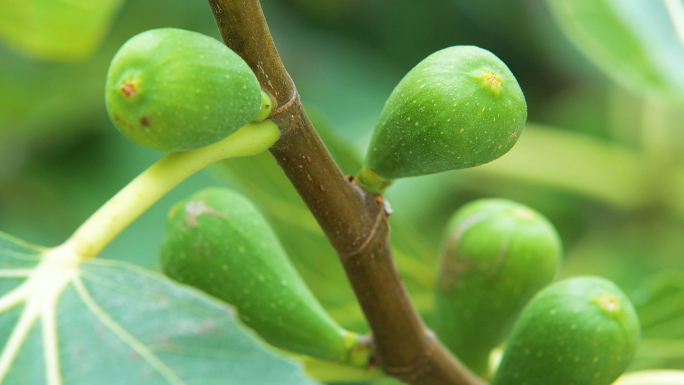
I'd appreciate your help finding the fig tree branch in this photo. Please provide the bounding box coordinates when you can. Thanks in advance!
[207,1,485,384]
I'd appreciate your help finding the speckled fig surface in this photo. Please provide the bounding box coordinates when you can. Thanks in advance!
[433,198,562,376]
[365,45,527,180]
[105,28,262,152]
[491,276,641,385]
[160,188,348,360]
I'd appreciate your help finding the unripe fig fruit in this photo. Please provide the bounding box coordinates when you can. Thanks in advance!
[433,199,562,376]
[359,46,526,194]
[160,188,350,360]
[105,28,262,152]
[491,276,641,385]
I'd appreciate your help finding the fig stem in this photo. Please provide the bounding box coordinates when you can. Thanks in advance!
[340,331,373,367]
[252,90,274,122]
[355,165,394,195]
[302,355,386,383]
[297,331,376,381]
[64,121,280,260]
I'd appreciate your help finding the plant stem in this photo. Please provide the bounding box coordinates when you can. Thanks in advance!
[208,0,294,108]
[65,121,280,259]
[302,356,386,383]
[356,165,394,196]
[208,1,484,384]
[612,370,684,385]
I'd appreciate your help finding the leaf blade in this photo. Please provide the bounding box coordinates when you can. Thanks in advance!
[546,0,684,103]
[0,232,319,385]
[0,0,127,61]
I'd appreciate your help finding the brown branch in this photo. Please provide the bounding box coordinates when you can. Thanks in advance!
[208,1,485,384]
[209,0,293,107]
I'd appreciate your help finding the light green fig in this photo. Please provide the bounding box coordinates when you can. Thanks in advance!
[491,276,641,385]
[432,199,562,376]
[357,46,526,194]
[160,188,353,361]
[105,28,262,152]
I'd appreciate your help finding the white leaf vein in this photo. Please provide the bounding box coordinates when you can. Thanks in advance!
[72,276,187,385]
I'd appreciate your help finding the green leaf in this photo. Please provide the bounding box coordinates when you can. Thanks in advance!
[629,270,684,370]
[546,0,684,103]
[467,123,649,208]
[0,0,127,61]
[0,232,318,384]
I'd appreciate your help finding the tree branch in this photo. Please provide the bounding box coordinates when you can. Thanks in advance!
[208,0,293,107]
[208,1,485,384]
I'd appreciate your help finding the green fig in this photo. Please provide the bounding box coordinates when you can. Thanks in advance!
[491,276,641,385]
[433,199,562,376]
[160,188,352,361]
[105,28,262,152]
[357,46,526,194]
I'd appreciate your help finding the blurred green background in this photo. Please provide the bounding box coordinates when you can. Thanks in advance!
[2,0,684,375]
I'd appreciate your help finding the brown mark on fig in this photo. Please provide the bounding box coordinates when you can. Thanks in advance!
[485,73,502,88]
[112,113,134,131]
[508,126,521,140]
[120,81,137,97]
[139,116,151,127]
[438,245,473,293]
[184,200,225,228]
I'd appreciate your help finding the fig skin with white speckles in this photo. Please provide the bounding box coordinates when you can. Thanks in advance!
[433,198,562,377]
[491,276,641,385]
[160,188,349,360]
[365,46,526,180]
[105,28,262,152]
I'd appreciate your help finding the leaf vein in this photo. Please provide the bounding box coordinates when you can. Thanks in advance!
[72,277,187,385]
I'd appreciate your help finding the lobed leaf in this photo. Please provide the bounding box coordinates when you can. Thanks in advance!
[0,232,318,384]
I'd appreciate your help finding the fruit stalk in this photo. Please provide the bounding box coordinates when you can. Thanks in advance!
[65,121,280,259]
[208,1,484,384]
